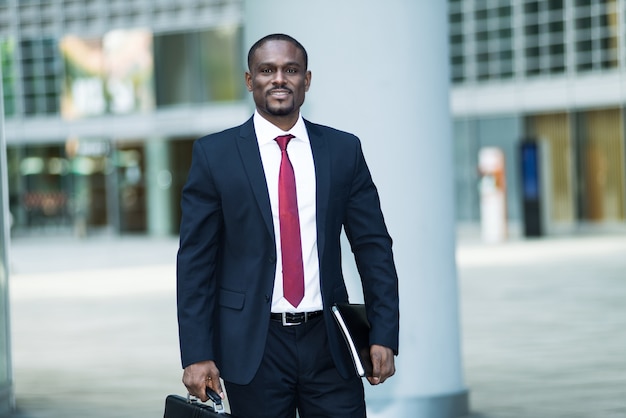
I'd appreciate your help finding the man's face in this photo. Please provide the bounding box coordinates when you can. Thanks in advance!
[245,40,311,126]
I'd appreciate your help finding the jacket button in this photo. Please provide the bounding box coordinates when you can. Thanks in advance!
[269,255,276,263]
[265,295,271,303]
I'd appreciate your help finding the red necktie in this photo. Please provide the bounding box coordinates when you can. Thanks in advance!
[275,134,305,308]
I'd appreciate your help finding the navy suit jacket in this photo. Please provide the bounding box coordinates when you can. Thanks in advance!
[177,116,399,385]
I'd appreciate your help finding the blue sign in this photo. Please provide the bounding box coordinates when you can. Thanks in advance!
[521,142,540,200]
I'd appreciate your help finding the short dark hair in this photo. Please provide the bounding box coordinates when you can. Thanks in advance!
[247,33,308,70]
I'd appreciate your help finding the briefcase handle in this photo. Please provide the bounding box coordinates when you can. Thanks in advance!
[187,388,225,414]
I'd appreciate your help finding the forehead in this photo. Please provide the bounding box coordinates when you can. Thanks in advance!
[251,40,305,67]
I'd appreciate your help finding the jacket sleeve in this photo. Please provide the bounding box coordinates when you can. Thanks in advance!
[343,139,400,355]
[176,138,222,368]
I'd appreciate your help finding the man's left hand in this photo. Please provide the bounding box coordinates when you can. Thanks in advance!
[367,344,395,385]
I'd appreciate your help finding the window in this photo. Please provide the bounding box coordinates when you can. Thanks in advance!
[20,38,61,115]
[448,0,625,84]
[60,29,155,119]
[0,38,16,116]
[154,26,244,107]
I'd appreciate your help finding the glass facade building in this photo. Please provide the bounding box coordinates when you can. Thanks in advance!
[0,2,246,410]
[0,4,247,409]
[450,0,626,233]
[0,0,247,237]
[450,0,621,83]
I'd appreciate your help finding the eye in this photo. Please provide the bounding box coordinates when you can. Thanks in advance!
[286,67,297,74]
[260,68,273,73]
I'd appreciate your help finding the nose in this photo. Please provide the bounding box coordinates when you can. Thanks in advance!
[272,69,286,85]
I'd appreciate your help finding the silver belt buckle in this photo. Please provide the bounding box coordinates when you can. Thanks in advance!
[281,312,301,326]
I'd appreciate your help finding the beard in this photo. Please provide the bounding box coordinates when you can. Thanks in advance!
[264,98,295,116]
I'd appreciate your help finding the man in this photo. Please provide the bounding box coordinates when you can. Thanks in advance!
[177,33,399,418]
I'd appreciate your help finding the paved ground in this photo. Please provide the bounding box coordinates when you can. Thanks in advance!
[8,236,182,418]
[5,232,626,417]
[457,233,626,418]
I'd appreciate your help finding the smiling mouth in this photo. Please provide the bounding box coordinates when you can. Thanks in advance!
[268,89,292,98]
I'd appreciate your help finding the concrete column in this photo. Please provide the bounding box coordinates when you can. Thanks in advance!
[0,64,14,417]
[145,138,174,236]
[243,1,468,416]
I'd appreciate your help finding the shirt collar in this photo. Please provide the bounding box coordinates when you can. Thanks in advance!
[253,110,309,146]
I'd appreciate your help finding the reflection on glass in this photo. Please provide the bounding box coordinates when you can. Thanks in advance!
[0,38,15,116]
[154,25,244,107]
[60,28,154,119]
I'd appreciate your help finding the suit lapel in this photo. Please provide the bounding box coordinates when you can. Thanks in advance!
[236,117,275,239]
[305,120,330,260]
[236,118,331,255]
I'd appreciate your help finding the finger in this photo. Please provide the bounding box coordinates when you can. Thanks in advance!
[182,375,205,401]
[367,375,380,385]
[191,383,209,402]
[184,376,211,401]
[368,348,383,385]
[215,379,225,399]
[369,345,396,385]
[205,376,225,400]
[378,355,395,384]
[191,377,208,402]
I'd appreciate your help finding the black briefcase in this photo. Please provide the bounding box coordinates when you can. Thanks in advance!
[164,388,233,417]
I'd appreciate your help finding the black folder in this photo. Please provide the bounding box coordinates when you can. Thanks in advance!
[331,303,373,377]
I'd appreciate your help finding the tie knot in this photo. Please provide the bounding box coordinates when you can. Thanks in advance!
[275,134,295,151]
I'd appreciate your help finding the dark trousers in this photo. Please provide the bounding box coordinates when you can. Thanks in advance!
[224,315,365,418]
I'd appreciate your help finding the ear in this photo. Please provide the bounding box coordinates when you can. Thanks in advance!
[304,70,312,92]
[245,72,253,92]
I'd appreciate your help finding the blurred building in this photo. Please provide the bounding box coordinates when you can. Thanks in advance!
[4,0,624,239]
[0,0,247,237]
[450,0,626,235]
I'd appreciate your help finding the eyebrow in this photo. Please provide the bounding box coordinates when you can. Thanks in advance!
[256,60,303,68]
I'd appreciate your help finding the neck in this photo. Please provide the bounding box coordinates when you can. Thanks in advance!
[258,110,299,132]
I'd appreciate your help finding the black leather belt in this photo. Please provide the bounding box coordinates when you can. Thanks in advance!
[270,310,323,326]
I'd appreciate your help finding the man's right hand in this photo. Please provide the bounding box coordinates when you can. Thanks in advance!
[182,360,224,402]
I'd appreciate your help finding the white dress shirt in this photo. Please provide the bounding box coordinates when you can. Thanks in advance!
[253,111,323,313]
